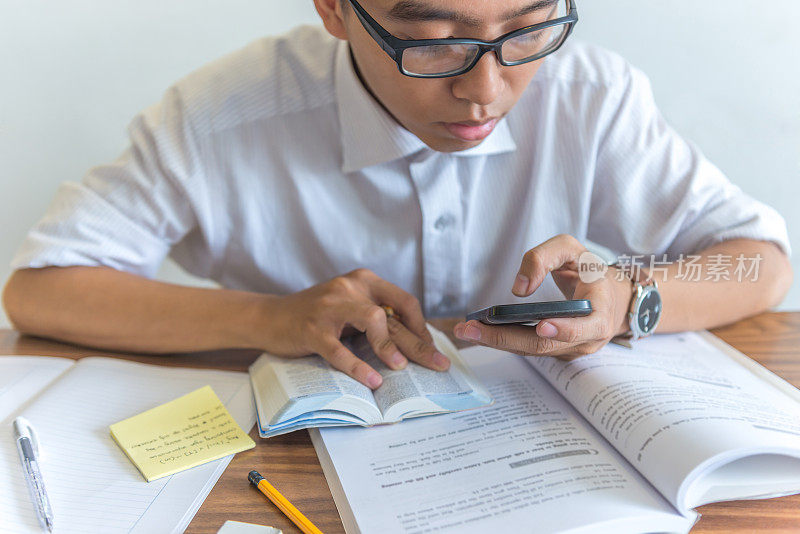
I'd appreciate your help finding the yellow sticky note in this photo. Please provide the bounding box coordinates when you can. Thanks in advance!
[110,385,255,482]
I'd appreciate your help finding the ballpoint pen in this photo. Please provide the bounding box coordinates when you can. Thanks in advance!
[13,416,54,533]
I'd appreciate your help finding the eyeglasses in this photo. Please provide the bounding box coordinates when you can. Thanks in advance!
[343,0,578,79]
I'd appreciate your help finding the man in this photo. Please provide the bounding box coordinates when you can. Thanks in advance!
[3,0,792,390]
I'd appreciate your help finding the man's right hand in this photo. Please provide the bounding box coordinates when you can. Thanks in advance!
[260,268,450,389]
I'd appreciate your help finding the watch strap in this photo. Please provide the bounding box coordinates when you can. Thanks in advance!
[610,263,655,347]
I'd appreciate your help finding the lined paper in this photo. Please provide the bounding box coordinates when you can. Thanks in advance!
[0,357,254,534]
[0,356,75,422]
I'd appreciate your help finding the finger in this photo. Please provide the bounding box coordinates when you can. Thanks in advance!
[454,319,573,356]
[535,313,611,345]
[551,269,580,300]
[352,305,408,371]
[387,315,450,371]
[455,320,604,360]
[512,234,587,297]
[537,279,615,344]
[317,335,384,389]
[367,278,434,345]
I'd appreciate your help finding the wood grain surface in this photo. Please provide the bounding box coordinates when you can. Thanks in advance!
[2,312,799,533]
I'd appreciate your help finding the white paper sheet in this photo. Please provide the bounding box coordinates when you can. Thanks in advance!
[528,331,800,511]
[312,346,694,534]
[0,356,75,422]
[0,357,255,534]
[217,520,282,533]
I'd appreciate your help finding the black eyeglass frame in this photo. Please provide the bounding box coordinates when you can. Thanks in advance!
[344,0,579,79]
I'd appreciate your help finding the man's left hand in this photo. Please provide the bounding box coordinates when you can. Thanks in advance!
[454,234,632,359]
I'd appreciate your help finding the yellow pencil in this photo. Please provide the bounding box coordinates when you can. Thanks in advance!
[248,470,323,534]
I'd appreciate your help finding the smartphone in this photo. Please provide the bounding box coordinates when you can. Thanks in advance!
[466,300,592,326]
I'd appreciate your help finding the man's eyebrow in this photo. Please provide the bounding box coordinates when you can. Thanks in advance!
[386,1,482,26]
[385,1,561,27]
[501,0,561,22]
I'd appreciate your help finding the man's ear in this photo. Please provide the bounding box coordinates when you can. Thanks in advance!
[314,0,349,40]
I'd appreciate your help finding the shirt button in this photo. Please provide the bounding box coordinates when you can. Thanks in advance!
[438,294,457,310]
[434,214,456,231]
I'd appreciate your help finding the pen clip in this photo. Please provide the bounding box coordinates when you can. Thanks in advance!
[13,416,41,457]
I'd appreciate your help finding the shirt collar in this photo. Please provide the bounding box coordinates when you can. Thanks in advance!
[335,41,517,174]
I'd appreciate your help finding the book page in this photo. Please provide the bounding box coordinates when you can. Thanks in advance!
[344,335,472,416]
[346,325,491,421]
[265,353,376,404]
[0,356,75,422]
[311,346,694,534]
[255,325,490,434]
[528,331,800,512]
[253,352,381,434]
[0,357,254,534]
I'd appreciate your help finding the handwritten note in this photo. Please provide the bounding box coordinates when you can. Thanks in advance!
[110,385,255,482]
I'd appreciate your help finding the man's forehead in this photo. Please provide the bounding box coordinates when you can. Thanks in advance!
[377,0,560,26]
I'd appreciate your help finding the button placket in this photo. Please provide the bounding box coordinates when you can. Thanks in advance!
[408,152,464,317]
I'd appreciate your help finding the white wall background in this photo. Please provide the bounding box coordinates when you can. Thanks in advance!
[1,1,798,328]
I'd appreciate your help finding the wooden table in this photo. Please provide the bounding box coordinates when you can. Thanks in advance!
[2,312,800,533]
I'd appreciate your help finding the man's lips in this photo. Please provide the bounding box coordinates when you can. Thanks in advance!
[443,118,499,142]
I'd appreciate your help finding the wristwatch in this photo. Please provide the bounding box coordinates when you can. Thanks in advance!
[613,265,663,347]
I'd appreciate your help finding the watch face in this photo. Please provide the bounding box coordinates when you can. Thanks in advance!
[637,288,662,334]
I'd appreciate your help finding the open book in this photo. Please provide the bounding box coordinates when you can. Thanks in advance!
[250,325,492,438]
[0,356,254,533]
[310,331,800,534]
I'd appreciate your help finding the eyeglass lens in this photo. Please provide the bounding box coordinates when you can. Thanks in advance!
[400,0,569,77]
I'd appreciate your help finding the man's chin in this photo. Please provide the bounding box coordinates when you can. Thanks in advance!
[416,132,485,153]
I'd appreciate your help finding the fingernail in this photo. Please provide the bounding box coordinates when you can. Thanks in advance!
[367,371,383,389]
[391,352,407,368]
[433,352,450,369]
[463,324,482,341]
[539,322,557,338]
[513,274,530,295]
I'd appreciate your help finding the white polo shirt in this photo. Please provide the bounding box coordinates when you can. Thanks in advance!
[11,25,791,317]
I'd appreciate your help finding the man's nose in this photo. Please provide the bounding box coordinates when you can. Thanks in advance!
[450,51,505,106]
